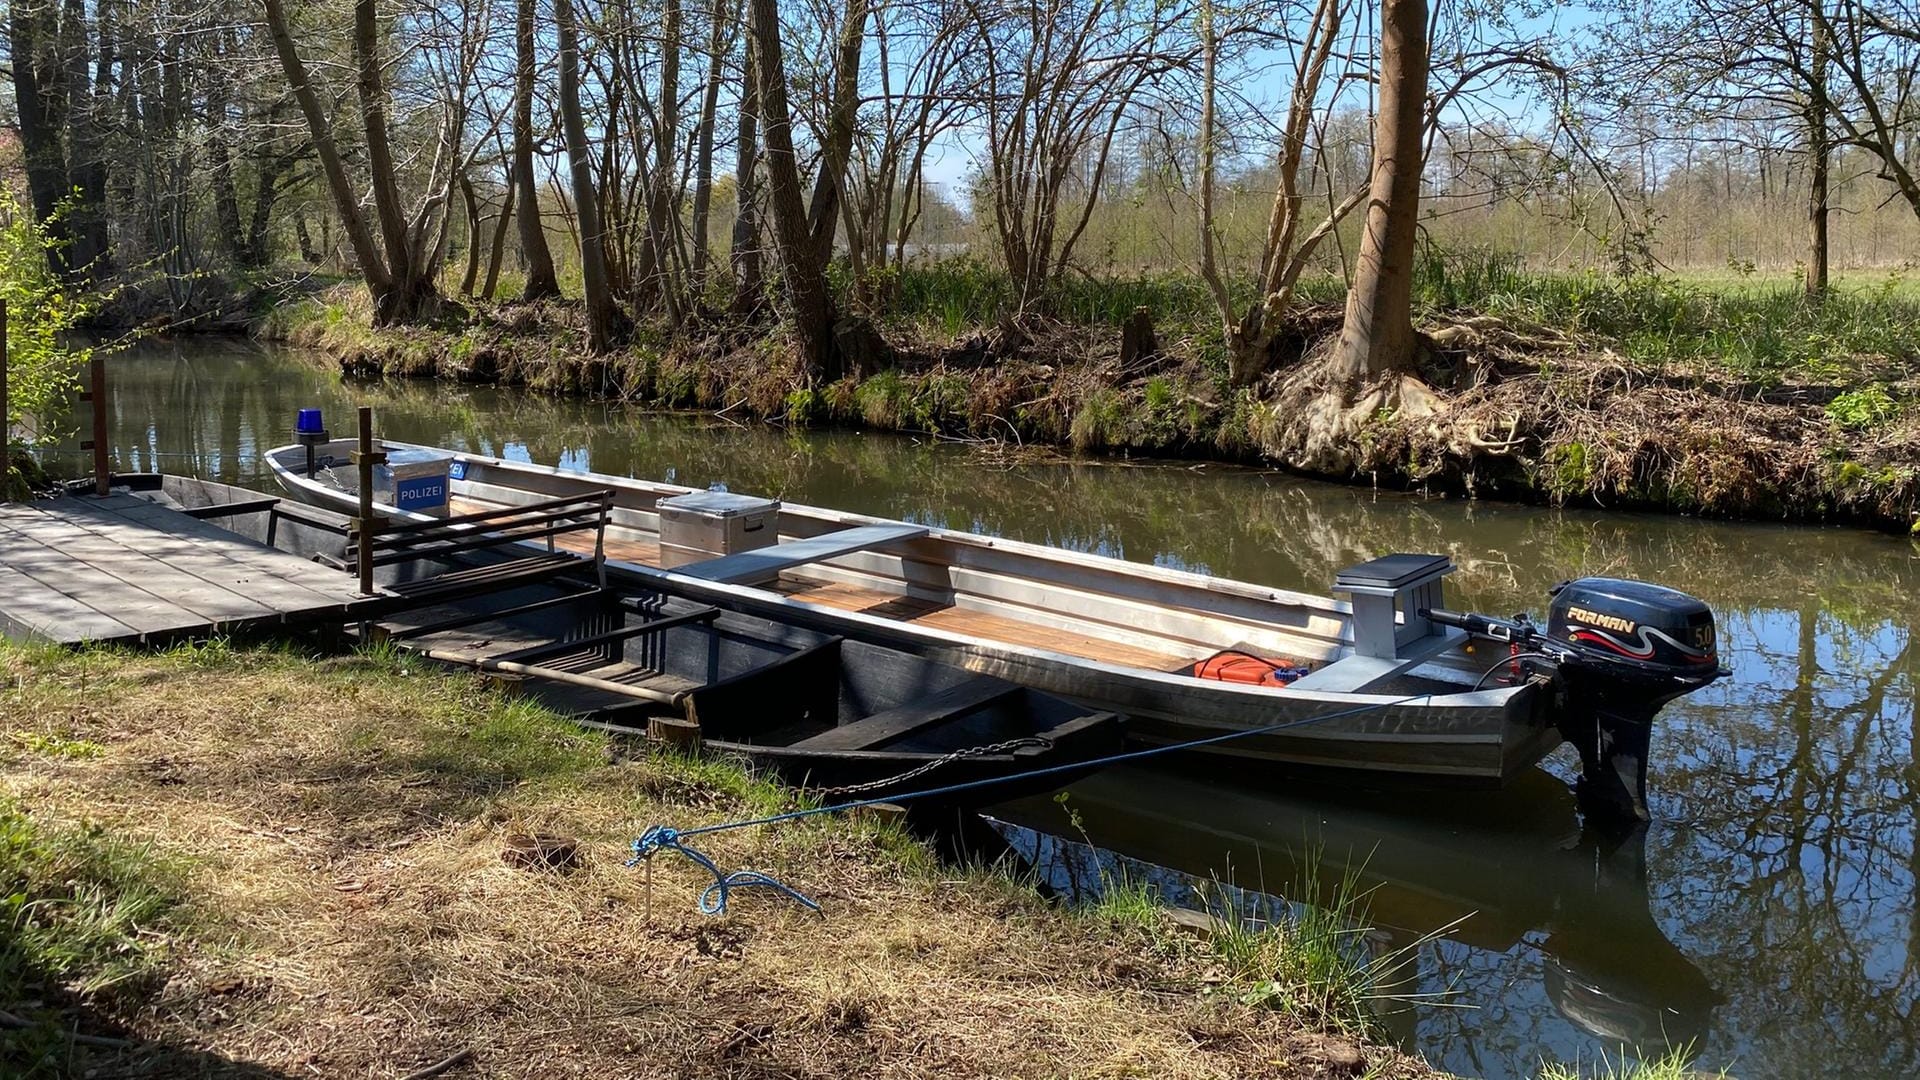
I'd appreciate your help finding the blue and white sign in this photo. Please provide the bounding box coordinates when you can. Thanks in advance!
[395,475,449,512]
[448,460,467,481]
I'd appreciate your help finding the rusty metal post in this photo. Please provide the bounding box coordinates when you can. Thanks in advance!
[89,353,109,495]
[351,406,385,595]
[1,298,9,502]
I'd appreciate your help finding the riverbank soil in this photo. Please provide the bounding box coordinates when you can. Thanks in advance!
[0,642,1436,1079]
[263,265,1920,536]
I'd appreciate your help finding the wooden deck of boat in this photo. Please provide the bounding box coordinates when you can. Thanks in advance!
[450,495,1189,673]
[770,579,1191,672]
[0,494,369,645]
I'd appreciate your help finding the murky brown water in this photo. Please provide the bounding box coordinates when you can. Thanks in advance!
[66,337,1920,1078]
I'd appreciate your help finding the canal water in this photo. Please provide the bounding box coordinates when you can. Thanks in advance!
[73,338,1920,1078]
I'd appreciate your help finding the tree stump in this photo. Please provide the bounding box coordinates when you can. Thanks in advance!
[832,315,896,381]
[502,832,582,872]
[649,714,703,752]
[1119,306,1158,370]
[484,671,529,697]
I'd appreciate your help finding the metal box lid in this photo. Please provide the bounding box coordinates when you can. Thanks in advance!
[1333,553,1452,591]
[383,447,453,469]
[658,489,779,518]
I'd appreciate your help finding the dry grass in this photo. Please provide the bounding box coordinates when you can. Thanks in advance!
[0,641,1437,1079]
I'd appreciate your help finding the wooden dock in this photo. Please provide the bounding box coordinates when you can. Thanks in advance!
[0,494,371,645]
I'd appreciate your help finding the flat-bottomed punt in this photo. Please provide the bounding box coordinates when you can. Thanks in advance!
[270,434,1730,820]
[270,439,1561,786]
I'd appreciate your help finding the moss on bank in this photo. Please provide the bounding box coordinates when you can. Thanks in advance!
[260,269,1920,535]
[1,639,1441,1078]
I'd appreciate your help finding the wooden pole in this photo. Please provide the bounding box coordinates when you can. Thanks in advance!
[89,353,109,496]
[1,298,9,502]
[351,405,385,595]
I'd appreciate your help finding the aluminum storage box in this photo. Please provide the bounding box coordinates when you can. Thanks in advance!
[377,447,452,517]
[657,490,779,568]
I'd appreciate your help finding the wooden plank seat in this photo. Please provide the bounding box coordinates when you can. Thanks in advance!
[682,640,845,739]
[788,674,1019,752]
[417,640,702,706]
[674,523,930,585]
[378,552,582,608]
[379,586,606,641]
[490,605,720,664]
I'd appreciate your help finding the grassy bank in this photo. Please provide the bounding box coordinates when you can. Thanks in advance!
[259,253,1920,535]
[1,639,1447,1078]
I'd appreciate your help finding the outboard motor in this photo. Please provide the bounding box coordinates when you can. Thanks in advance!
[1424,578,1728,825]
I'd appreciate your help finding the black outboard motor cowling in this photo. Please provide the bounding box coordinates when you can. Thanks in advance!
[1424,576,1727,828]
[1545,578,1726,824]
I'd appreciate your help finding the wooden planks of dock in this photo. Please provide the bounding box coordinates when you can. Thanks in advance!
[0,494,371,645]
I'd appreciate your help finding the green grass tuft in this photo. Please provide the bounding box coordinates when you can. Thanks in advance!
[6,730,106,759]
[1080,873,1163,932]
[1536,1045,1722,1079]
[1827,386,1903,431]
[0,800,189,1000]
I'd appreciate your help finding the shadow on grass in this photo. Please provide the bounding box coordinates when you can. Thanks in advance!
[1,977,301,1080]
[1,793,299,1079]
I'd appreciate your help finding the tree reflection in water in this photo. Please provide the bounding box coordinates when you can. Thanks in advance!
[80,339,1920,1078]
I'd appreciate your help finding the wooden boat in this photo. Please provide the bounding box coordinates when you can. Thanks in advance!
[125,473,1120,806]
[267,438,1562,787]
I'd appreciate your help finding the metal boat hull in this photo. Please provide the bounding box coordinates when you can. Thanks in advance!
[266,441,1558,785]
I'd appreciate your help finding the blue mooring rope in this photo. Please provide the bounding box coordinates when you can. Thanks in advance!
[632,825,824,915]
[628,692,1425,915]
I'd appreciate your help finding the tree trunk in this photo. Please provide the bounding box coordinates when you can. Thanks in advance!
[262,0,394,309]
[555,0,621,352]
[60,0,110,278]
[730,31,764,316]
[459,173,483,296]
[296,215,323,265]
[1805,14,1830,300]
[637,0,682,317]
[9,1,72,274]
[690,0,731,294]
[804,0,867,269]
[514,0,562,301]
[1329,0,1429,382]
[748,0,837,378]
[244,141,299,268]
[484,169,518,300]
[208,70,249,266]
[353,0,425,321]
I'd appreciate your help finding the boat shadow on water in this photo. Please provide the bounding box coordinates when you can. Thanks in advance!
[989,760,1722,1063]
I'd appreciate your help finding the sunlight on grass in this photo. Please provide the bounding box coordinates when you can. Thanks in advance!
[1537,1045,1724,1080]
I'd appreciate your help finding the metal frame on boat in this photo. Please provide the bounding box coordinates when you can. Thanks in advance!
[268,438,1561,787]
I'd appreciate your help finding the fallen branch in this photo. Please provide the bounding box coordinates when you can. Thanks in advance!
[400,1047,475,1080]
